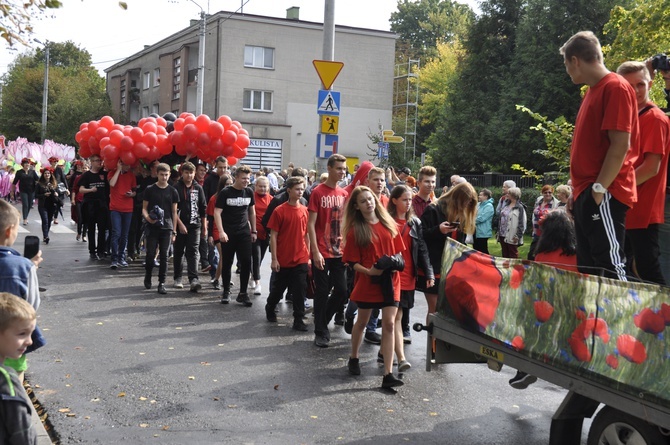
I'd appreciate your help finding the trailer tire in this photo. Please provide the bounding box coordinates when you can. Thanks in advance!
[587,406,668,445]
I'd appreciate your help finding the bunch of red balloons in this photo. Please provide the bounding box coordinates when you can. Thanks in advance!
[168,113,250,166]
[74,113,249,167]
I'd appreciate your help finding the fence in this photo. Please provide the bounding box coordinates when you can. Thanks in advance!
[450,173,538,189]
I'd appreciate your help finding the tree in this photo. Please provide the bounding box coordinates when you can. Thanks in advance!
[0,41,111,145]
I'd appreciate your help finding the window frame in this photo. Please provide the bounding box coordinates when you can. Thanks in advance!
[243,46,275,70]
[243,89,273,112]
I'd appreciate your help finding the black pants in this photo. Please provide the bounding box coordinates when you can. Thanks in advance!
[173,225,201,281]
[76,201,87,236]
[127,205,143,257]
[145,228,172,284]
[221,232,252,294]
[199,234,209,269]
[252,237,270,281]
[573,190,628,280]
[312,257,348,337]
[266,264,308,321]
[626,225,666,285]
[473,237,489,254]
[85,200,109,256]
[37,204,55,239]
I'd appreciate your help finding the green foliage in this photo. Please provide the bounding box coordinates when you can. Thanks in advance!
[0,40,111,145]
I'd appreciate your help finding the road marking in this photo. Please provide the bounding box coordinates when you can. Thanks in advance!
[17,220,76,234]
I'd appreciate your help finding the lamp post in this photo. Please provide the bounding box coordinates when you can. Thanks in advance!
[35,39,49,143]
[189,0,205,116]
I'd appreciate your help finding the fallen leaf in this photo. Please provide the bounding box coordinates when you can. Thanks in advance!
[55,359,62,362]
[213,397,220,401]
[66,413,76,417]
[162,426,170,431]
[84,416,90,420]
[228,404,237,408]
[97,322,103,325]
[58,408,70,413]
[387,409,394,413]
[65,384,71,387]
[139,397,148,401]
[153,434,159,437]
[217,343,224,347]
[118,392,126,398]
[91,398,100,402]
[188,376,195,380]
[429,412,438,417]
[74,347,81,350]
[139,423,149,428]
[175,327,182,330]
[150,400,157,404]
[213,379,218,382]
[65,374,70,378]
[168,347,174,350]
[423,398,430,402]
[200,362,210,366]
[34,385,40,388]
[274,384,279,390]
[139,352,146,355]
[310,416,318,419]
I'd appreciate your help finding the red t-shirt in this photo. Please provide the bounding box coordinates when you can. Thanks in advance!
[626,103,670,229]
[535,250,578,273]
[379,194,389,209]
[308,183,348,258]
[570,72,639,208]
[394,218,415,291]
[108,170,136,213]
[254,192,273,240]
[206,195,219,240]
[342,221,405,303]
[267,202,310,268]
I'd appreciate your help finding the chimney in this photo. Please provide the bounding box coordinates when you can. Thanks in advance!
[286,6,299,20]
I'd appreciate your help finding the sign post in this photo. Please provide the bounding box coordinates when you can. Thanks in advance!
[314,60,344,158]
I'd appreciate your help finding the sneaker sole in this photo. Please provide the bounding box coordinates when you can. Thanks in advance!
[398,362,412,373]
[382,380,404,389]
[510,374,537,389]
[364,339,382,345]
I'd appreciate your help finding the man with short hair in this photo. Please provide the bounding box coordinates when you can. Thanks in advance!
[108,159,137,269]
[308,154,349,347]
[173,162,208,292]
[617,61,670,285]
[413,166,436,218]
[203,157,229,202]
[367,167,389,208]
[78,155,110,260]
[214,165,257,306]
[561,31,638,280]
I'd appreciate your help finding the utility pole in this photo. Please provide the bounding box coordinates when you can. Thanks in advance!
[322,0,335,61]
[189,0,206,116]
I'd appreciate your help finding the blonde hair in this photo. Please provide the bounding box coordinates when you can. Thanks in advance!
[0,200,20,235]
[0,293,35,332]
[343,186,397,248]
[434,182,478,235]
[255,176,269,185]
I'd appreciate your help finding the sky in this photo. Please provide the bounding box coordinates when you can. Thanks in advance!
[1,0,480,78]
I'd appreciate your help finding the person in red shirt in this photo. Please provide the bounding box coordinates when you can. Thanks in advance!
[108,160,137,269]
[617,61,670,285]
[251,176,273,295]
[265,177,310,332]
[342,186,405,389]
[561,31,638,280]
[412,166,436,219]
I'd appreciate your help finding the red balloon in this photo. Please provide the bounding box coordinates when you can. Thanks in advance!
[78,145,92,158]
[112,124,125,132]
[233,144,246,159]
[87,120,100,134]
[102,144,119,159]
[236,134,250,149]
[109,130,124,146]
[184,115,196,126]
[183,124,198,141]
[238,128,249,136]
[184,139,197,155]
[75,131,83,143]
[130,127,144,143]
[121,150,137,165]
[222,144,234,157]
[157,135,172,155]
[222,130,237,146]
[148,146,161,161]
[99,116,114,129]
[142,122,158,134]
[210,138,224,154]
[120,136,134,152]
[197,132,211,148]
[170,131,184,148]
[133,142,150,159]
[232,120,242,129]
[122,126,132,136]
[138,118,148,128]
[226,156,238,166]
[95,127,109,141]
[195,114,211,132]
[79,138,89,150]
[156,126,167,135]
[217,115,232,130]
[156,117,167,128]
[79,122,88,131]
[208,122,224,139]
[80,128,90,142]
[173,118,185,131]
[99,137,111,149]
[229,123,240,133]
[175,143,188,156]
[88,136,99,150]
[143,132,158,147]
[179,112,192,119]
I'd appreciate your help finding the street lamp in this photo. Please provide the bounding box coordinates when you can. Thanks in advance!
[188,0,205,116]
[34,39,49,143]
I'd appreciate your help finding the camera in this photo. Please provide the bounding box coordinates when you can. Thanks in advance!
[651,53,670,71]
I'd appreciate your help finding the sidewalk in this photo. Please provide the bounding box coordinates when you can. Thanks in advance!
[26,380,53,445]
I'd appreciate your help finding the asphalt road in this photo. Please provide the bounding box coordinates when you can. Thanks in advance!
[19,202,592,444]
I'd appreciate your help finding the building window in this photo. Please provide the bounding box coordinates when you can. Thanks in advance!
[173,57,181,100]
[153,68,160,87]
[244,46,274,69]
[143,72,150,90]
[120,79,126,108]
[142,106,149,117]
[243,89,273,112]
[152,103,159,115]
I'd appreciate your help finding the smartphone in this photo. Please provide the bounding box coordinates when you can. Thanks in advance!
[448,221,461,228]
[24,236,40,259]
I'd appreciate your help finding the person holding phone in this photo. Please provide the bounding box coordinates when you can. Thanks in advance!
[108,160,137,269]
[35,167,60,244]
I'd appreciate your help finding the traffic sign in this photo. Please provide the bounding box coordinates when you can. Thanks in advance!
[321,115,339,134]
[317,90,340,115]
[313,60,344,90]
[378,142,389,159]
[382,129,404,143]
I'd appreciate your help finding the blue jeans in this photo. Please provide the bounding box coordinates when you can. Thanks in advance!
[20,191,33,221]
[37,204,54,239]
[208,242,219,279]
[659,195,670,284]
[110,210,132,263]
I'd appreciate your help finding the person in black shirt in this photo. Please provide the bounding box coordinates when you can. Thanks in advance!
[48,157,69,225]
[78,155,110,260]
[35,167,61,244]
[173,162,207,292]
[142,163,179,295]
[214,165,256,306]
[11,158,39,225]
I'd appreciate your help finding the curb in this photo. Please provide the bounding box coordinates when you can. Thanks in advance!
[24,379,54,445]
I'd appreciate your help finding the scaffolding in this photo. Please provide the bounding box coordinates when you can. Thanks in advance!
[393,59,420,163]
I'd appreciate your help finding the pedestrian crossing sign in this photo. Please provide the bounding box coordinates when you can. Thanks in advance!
[321,115,339,134]
[317,90,340,116]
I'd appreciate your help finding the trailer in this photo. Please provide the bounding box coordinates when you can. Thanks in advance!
[415,239,670,445]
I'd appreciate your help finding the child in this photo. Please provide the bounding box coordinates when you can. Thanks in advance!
[264,177,310,331]
[387,185,434,370]
[342,186,405,389]
[0,292,38,445]
[0,200,42,380]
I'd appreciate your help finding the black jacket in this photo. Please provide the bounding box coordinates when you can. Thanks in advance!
[420,204,465,274]
[406,216,434,281]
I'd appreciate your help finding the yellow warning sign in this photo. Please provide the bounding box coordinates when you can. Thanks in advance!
[313,60,344,90]
[321,115,339,134]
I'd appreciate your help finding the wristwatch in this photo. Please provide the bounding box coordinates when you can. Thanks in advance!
[592,183,607,194]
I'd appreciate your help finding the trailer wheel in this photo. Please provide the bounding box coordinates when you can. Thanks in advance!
[587,406,668,445]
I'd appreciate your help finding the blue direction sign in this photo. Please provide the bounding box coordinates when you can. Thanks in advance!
[378,142,389,159]
[317,90,340,116]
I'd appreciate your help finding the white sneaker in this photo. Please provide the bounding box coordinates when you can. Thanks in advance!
[254,282,262,295]
[173,279,184,289]
[249,280,256,288]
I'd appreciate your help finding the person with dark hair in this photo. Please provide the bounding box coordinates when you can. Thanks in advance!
[474,188,494,254]
[108,160,137,269]
[206,174,233,290]
[48,156,68,225]
[10,159,39,226]
[35,167,60,244]
[78,155,110,260]
[528,185,559,260]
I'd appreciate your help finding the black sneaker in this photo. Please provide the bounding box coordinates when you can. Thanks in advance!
[348,357,361,375]
[236,292,252,307]
[144,274,152,290]
[265,304,277,322]
[90,253,100,261]
[382,373,404,389]
[157,283,167,294]
[364,331,382,345]
[189,279,202,293]
[292,319,309,332]
[314,334,330,348]
[212,279,221,290]
[334,312,345,326]
[509,371,537,390]
[344,316,354,335]
[220,291,230,304]
[377,351,398,366]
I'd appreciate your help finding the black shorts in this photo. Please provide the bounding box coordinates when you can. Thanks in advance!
[399,289,415,309]
[354,301,400,310]
[416,275,440,294]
